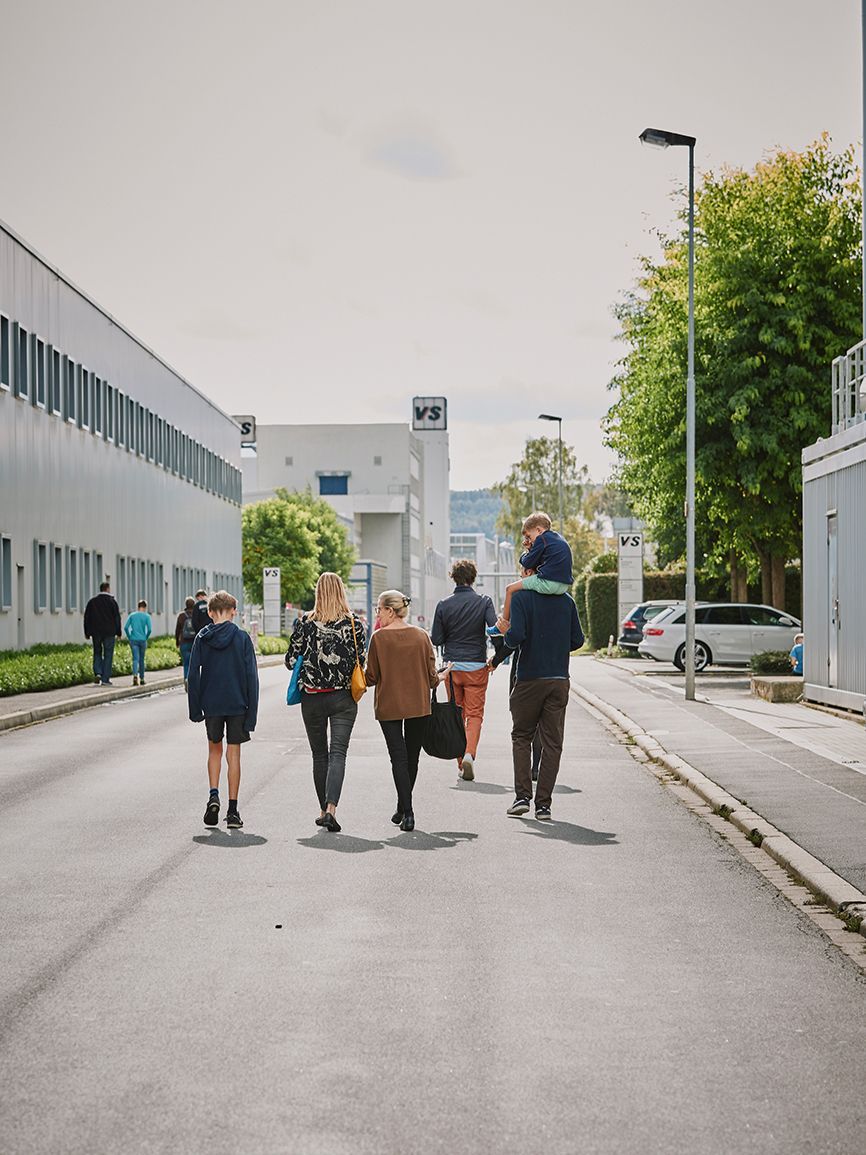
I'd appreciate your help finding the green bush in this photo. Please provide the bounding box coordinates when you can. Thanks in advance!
[586,573,619,650]
[0,639,181,697]
[749,650,796,675]
[257,634,289,655]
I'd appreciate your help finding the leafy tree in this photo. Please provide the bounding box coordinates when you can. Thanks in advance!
[493,436,588,545]
[243,488,356,607]
[605,136,861,605]
[242,500,320,605]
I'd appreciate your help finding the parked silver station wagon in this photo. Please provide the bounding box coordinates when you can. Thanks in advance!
[637,602,801,671]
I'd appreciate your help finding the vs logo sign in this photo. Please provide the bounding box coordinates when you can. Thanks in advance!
[619,534,642,548]
[232,415,256,443]
[411,396,448,430]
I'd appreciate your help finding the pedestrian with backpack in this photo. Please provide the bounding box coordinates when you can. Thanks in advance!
[175,596,197,690]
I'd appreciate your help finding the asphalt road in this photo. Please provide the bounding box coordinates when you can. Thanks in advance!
[2,662,866,1154]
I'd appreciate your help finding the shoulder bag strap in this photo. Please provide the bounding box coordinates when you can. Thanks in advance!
[348,613,360,662]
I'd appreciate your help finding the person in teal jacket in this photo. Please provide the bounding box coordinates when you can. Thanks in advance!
[124,600,153,686]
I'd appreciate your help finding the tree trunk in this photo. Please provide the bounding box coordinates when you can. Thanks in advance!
[771,553,786,612]
[730,551,748,602]
[759,548,772,606]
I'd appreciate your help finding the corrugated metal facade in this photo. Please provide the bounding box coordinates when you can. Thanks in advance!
[0,221,243,648]
[802,426,866,710]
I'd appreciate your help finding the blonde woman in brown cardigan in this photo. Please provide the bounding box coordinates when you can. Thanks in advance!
[365,589,451,831]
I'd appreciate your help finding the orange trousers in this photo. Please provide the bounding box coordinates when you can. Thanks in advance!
[447,667,491,763]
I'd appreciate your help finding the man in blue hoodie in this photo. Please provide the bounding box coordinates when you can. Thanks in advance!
[188,590,259,829]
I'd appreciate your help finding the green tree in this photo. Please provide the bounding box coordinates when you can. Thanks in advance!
[242,499,320,605]
[605,136,861,605]
[493,436,588,545]
[274,489,356,592]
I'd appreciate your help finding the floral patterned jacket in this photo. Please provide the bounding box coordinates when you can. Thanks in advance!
[285,613,366,692]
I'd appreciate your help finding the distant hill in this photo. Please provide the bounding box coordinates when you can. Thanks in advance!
[450,489,505,539]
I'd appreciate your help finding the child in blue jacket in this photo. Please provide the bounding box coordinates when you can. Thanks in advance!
[188,590,259,829]
[496,511,574,632]
[124,600,152,686]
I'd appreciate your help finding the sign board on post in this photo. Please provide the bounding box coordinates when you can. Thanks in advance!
[263,567,281,639]
[617,532,643,643]
[412,397,447,430]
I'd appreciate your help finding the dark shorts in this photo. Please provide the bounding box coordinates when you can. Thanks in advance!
[205,715,251,745]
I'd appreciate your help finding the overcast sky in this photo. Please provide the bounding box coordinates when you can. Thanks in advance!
[0,1,860,488]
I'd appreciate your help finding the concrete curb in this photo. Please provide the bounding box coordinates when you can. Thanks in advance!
[571,681,866,940]
[0,654,287,735]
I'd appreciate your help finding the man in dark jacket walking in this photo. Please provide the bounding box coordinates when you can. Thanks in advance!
[503,589,584,821]
[188,590,259,829]
[431,559,497,780]
[83,581,122,686]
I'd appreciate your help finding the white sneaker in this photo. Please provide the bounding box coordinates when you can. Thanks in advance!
[460,753,475,781]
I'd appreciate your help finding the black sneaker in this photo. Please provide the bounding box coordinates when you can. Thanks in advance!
[391,809,403,826]
[322,812,341,833]
[507,797,531,817]
[225,810,243,829]
[535,806,552,821]
[203,798,220,826]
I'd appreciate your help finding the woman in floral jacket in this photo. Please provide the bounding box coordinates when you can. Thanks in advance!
[286,573,366,833]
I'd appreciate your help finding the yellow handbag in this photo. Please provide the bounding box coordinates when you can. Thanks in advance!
[349,614,367,703]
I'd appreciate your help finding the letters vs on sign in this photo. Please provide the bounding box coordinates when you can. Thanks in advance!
[411,396,448,430]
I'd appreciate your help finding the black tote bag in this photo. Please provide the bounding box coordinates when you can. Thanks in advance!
[422,674,467,760]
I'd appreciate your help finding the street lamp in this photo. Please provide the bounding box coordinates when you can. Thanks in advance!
[538,413,564,532]
[639,125,697,702]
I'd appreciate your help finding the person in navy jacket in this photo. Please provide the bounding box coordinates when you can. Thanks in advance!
[188,590,259,830]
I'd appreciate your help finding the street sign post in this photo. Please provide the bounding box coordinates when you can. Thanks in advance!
[617,532,643,642]
[263,567,281,638]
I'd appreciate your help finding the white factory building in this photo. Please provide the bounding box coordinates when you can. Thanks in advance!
[242,405,451,625]
[0,219,243,649]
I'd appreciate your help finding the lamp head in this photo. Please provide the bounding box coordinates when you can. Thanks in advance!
[639,127,696,149]
[538,413,561,422]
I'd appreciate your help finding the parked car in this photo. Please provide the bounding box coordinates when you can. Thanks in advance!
[637,602,801,671]
[618,600,684,651]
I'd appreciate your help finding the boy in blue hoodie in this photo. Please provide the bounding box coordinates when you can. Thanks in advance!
[495,511,574,633]
[188,590,259,829]
[124,599,152,686]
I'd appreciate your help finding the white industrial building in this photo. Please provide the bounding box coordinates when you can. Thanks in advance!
[449,532,517,610]
[242,414,451,625]
[0,219,243,650]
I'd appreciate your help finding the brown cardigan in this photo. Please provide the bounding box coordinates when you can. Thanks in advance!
[365,626,439,721]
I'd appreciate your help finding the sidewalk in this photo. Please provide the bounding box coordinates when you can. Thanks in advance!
[0,653,286,733]
[572,657,866,897]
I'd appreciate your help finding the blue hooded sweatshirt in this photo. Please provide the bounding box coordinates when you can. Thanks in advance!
[187,620,259,732]
[124,611,152,644]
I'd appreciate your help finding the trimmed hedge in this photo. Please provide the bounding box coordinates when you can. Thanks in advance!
[750,650,795,675]
[0,636,181,697]
[257,634,289,655]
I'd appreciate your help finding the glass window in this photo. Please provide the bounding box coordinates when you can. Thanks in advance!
[116,556,126,611]
[49,347,62,415]
[127,397,135,450]
[64,357,76,422]
[93,378,103,435]
[51,544,62,612]
[82,551,91,602]
[744,606,786,626]
[34,337,46,407]
[94,553,103,588]
[67,547,78,610]
[16,325,29,399]
[0,315,9,390]
[137,404,144,456]
[116,390,125,447]
[106,384,114,440]
[0,536,11,609]
[34,541,48,612]
[80,368,90,429]
[319,475,349,495]
[704,605,746,626]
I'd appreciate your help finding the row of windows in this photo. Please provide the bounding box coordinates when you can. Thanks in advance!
[31,540,105,615]
[115,556,165,616]
[0,313,242,505]
[172,565,207,617]
[213,573,243,606]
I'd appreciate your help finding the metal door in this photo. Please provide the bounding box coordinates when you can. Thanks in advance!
[828,515,839,687]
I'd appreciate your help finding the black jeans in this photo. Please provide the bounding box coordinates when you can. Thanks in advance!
[379,716,428,815]
[91,635,116,683]
[301,690,358,807]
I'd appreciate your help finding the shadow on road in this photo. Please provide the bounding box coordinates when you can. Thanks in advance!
[516,818,617,846]
[385,830,479,851]
[448,781,510,794]
[296,832,385,853]
[192,831,268,848]
[553,784,581,794]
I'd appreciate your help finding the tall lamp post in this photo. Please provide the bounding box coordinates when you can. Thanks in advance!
[538,413,564,532]
[639,126,697,701]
